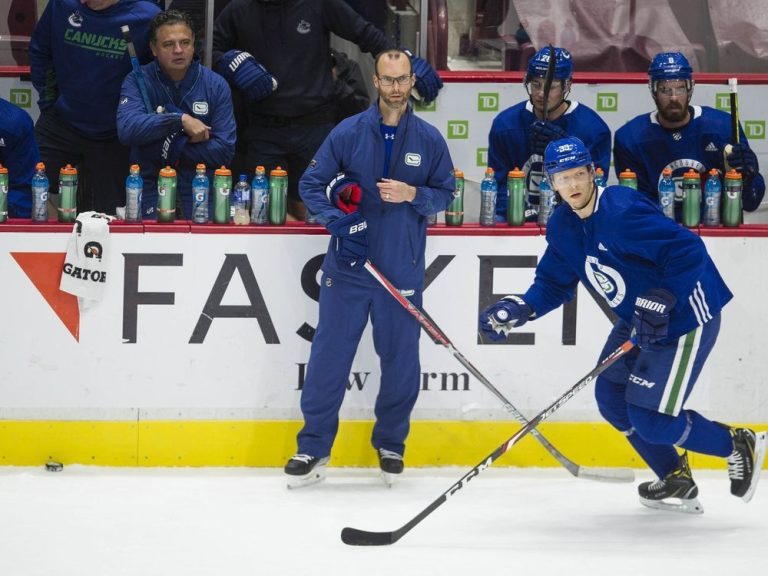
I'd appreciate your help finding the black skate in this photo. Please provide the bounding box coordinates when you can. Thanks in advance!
[284,454,329,489]
[638,452,703,514]
[377,448,404,487]
[727,428,767,502]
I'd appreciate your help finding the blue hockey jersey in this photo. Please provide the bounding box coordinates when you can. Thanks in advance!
[0,98,39,218]
[523,185,732,340]
[300,104,455,289]
[488,100,611,217]
[29,0,160,139]
[614,105,765,215]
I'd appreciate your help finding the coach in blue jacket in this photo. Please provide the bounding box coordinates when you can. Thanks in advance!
[284,49,455,488]
[117,10,235,219]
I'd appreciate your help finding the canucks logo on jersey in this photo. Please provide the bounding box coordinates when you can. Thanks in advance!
[584,255,626,308]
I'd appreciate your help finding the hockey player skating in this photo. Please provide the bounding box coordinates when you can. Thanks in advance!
[488,46,611,221]
[614,51,765,219]
[479,136,766,513]
[285,48,454,488]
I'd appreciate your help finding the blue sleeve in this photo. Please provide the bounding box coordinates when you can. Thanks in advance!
[614,197,708,300]
[323,0,392,56]
[4,113,39,218]
[117,72,184,145]
[488,121,513,216]
[408,129,455,216]
[523,242,580,318]
[613,130,652,194]
[28,5,57,111]
[178,77,236,169]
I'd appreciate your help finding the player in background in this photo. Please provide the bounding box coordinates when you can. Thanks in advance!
[285,49,454,488]
[117,9,236,218]
[488,46,611,222]
[211,0,443,222]
[0,96,39,218]
[614,51,765,220]
[29,0,161,215]
[479,136,766,514]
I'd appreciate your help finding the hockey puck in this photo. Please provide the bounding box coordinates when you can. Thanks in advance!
[45,461,63,472]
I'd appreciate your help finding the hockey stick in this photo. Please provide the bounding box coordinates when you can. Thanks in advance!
[341,338,636,546]
[121,25,153,113]
[542,43,556,122]
[364,260,634,483]
[729,77,740,144]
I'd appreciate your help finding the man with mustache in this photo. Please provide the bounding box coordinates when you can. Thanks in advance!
[614,52,765,222]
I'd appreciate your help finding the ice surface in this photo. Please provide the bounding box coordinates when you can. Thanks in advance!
[0,466,766,576]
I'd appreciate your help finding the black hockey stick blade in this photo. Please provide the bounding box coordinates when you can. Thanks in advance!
[340,339,636,546]
[729,77,739,144]
[363,259,634,484]
[542,43,556,122]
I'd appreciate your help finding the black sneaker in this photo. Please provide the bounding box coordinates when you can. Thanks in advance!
[284,454,329,489]
[727,428,767,502]
[638,452,703,514]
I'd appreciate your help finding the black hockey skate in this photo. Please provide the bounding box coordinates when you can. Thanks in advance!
[284,454,329,489]
[727,428,767,502]
[638,452,703,514]
[377,448,404,487]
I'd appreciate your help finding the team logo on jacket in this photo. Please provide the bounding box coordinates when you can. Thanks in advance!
[297,20,311,34]
[193,102,209,115]
[405,153,421,166]
[584,255,626,307]
[68,11,83,27]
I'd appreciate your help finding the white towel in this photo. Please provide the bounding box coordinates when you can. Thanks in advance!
[60,211,115,306]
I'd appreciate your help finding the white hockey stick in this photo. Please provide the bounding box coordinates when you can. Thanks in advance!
[364,259,634,483]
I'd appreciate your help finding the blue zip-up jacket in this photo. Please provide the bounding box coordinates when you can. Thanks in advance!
[524,185,732,340]
[29,0,160,139]
[0,98,39,218]
[300,104,455,289]
[117,60,236,214]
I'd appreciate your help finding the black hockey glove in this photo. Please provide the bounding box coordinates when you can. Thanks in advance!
[632,288,677,349]
[529,121,568,156]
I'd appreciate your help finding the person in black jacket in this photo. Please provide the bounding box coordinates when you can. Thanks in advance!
[212,0,442,221]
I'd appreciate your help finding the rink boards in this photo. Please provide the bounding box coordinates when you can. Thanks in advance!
[0,224,766,469]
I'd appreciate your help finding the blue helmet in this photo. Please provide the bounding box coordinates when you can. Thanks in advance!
[543,137,593,177]
[526,46,573,81]
[648,52,693,82]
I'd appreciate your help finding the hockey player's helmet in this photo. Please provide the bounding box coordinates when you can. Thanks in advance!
[526,47,573,81]
[648,52,692,82]
[543,137,593,177]
[648,52,694,94]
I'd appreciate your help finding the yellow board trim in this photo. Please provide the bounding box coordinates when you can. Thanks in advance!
[1,420,764,470]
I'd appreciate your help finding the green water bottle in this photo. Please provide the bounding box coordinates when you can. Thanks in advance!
[0,164,8,223]
[213,165,232,224]
[268,166,288,225]
[681,169,701,228]
[157,165,177,223]
[619,168,637,189]
[722,169,742,227]
[445,169,464,226]
[57,164,78,223]
[507,167,525,226]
